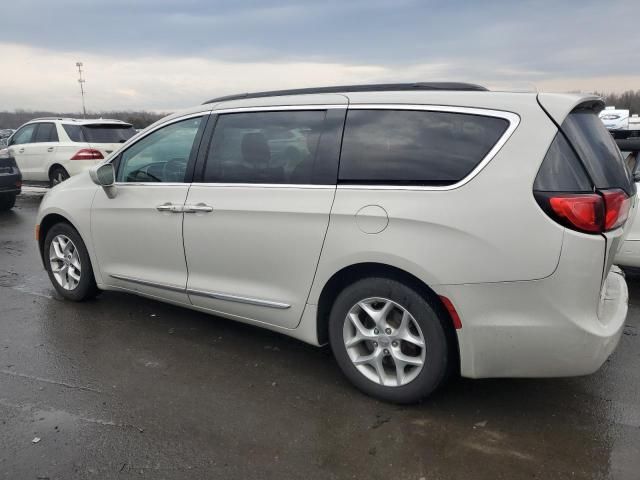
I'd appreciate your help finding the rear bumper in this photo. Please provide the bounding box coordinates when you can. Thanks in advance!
[436,230,628,379]
[64,160,101,177]
[0,172,21,195]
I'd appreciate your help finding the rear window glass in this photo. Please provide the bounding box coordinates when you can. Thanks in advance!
[561,111,633,193]
[533,133,592,192]
[63,124,136,143]
[339,109,509,185]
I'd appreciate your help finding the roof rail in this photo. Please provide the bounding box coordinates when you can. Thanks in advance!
[203,82,488,104]
[29,117,69,121]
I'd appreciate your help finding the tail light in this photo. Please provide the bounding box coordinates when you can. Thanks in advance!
[601,190,631,230]
[535,189,631,234]
[70,148,104,160]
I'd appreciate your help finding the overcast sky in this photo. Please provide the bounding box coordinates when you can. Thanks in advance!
[0,0,638,112]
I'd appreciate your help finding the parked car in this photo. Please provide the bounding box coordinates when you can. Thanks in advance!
[614,138,640,267]
[6,118,136,187]
[0,147,21,211]
[36,83,634,403]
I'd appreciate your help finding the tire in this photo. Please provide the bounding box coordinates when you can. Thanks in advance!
[43,222,100,301]
[49,166,70,187]
[329,277,449,404]
[0,193,16,211]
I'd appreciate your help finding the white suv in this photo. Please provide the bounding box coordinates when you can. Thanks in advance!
[35,83,634,403]
[7,118,136,186]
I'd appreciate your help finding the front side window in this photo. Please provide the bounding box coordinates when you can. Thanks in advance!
[11,124,37,145]
[203,110,327,184]
[339,109,509,185]
[34,123,59,143]
[116,117,202,183]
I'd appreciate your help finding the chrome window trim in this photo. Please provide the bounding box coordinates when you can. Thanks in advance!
[109,103,519,191]
[211,104,345,114]
[113,182,189,187]
[109,274,290,309]
[339,104,520,191]
[190,183,334,189]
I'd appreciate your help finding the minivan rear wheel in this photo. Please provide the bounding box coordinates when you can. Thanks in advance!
[329,277,449,403]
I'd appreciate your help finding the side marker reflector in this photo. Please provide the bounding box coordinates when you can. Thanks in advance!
[439,295,462,330]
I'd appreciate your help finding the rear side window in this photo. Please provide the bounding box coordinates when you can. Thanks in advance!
[561,110,633,193]
[533,133,592,192]
[62,124,82,142]
[62,124,136,143]
[339,109,509,185]
[203,110,327,184]
[33,123,59,143]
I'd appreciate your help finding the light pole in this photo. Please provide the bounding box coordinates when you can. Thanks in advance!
[76,61,87,118]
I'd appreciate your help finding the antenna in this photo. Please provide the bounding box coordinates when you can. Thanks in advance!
[76,61,87,118]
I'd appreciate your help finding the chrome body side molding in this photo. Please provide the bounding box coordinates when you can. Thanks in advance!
[109,274,290,309]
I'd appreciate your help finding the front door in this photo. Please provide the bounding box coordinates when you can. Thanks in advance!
[183,108,345,328]
[31,122,59,182]
[7,124,37,180]
[91,114,207,304]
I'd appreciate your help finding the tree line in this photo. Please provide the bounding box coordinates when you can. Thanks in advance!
[1,89,639,130]
[0,110,167,130]
[595,90,640,113]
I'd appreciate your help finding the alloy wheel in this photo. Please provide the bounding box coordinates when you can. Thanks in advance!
[343,297,426,387]
[49,234,82,290]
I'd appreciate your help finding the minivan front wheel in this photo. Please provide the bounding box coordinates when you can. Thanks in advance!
[44,223,99,301]
[329,277,449,403]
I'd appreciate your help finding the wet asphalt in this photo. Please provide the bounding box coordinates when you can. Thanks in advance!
[0,189,639,480]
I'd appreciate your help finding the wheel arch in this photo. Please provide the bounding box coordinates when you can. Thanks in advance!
[38,213,80,267]
[315,262,460,371]
[48,163,68,180]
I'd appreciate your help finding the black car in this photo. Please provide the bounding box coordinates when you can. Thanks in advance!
[0,153,21,211]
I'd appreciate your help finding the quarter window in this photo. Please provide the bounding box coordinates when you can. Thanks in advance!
[116,117,202,183]
[339,109,510,185]
[34,123,59,143]
[203,110,327,184]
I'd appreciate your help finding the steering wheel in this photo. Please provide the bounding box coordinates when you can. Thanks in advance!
[163,158,187,182]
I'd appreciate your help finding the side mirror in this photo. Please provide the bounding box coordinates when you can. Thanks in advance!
[90,163,115,186]
[89,163,117,198]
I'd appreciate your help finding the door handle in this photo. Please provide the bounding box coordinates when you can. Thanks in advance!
[18,148,24,153]
[47,147,54,152]
[156,203,184,213]
[183,203,213,213]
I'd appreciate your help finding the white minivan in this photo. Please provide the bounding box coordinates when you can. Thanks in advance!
[7,118,136,186]
[35,83,634,403]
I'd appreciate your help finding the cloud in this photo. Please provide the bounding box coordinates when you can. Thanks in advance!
[1,41,639,113]
[0,1,639,111]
